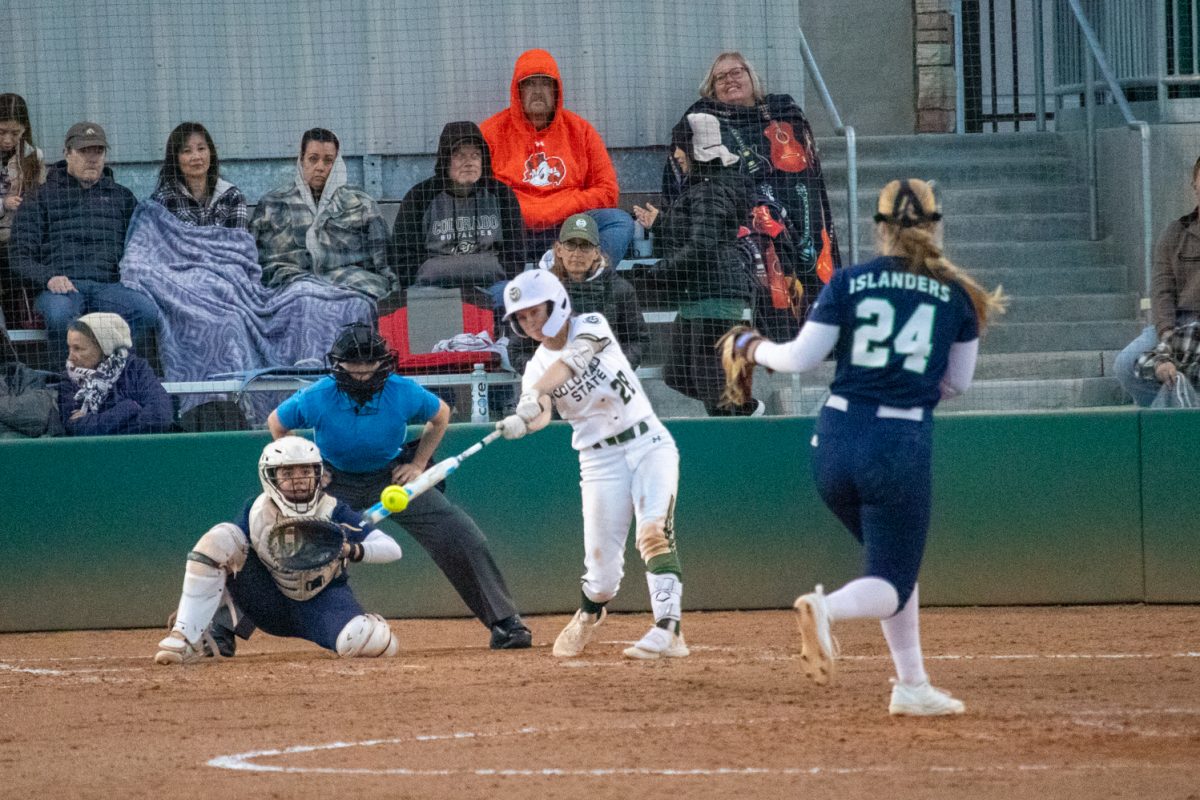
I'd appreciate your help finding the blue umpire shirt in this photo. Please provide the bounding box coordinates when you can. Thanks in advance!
[274,375,442,473]
[810,256,979,409]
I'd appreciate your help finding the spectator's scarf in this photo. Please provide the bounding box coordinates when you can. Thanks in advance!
[67,348,129,415]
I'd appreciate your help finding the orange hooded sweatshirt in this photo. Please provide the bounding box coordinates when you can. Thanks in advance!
[481,49,620,232]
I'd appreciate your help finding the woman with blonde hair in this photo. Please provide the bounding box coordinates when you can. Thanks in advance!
[722,179,1005,716]
[0,93,46,326]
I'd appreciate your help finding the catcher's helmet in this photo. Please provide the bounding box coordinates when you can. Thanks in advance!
[327,323,395,405]
[502,269,571,339]
[259,436,325,516]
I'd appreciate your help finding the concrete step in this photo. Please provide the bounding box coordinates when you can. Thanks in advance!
[962,265,1127,294]
[816,131,1069,161]
[982,320,1144,353]
[820,156,1080,188]
[827,183,1085,217]
[1004,293,1137,323]
[837,212,1093,242]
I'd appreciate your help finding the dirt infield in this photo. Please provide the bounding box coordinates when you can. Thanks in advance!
[2,605,1198,799]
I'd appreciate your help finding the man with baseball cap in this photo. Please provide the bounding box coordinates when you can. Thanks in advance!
[481,49,634,266]
[10,121,158,369]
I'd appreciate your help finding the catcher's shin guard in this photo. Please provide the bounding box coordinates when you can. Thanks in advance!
[336,613,399,658]
[646,572,682,630]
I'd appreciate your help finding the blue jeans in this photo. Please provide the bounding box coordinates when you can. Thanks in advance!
[524,207,635,267]
[35,280,160,369]
[1113,325,1161,407]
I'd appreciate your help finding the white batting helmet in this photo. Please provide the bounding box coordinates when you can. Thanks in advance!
[502,269,572,338]
[259,436,325,516]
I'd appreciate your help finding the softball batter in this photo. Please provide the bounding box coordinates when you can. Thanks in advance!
[723,179,1006,714]
[497,269,687,660]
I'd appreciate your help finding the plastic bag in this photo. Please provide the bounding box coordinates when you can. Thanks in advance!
[1150,377,1199,409]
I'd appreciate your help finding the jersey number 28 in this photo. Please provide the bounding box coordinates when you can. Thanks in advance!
[851,299,936,373]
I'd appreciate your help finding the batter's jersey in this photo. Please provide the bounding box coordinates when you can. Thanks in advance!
[274,375,441,473]
[809,255,979,408]
[522,313,654,450]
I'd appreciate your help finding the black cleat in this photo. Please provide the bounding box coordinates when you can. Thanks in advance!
[489,615,533,650]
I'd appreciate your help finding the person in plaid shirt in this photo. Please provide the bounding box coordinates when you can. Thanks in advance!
[1135,321,1200,392]
[150,122,247,230]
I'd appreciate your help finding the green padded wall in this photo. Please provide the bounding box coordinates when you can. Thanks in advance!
[1139,410,1200,602]
[0,410,1180,633]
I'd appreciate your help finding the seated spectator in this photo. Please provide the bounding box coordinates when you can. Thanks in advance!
[57,312,173,436]
[509,213,649,375]
[151,122,247,229]
[1135,321,1200,406]
[249,127,395,302]
[670,51,841,337]
[481,49,634,266]
[1115,156,1200,406]
[390,121,523,293]
[9,122,158,369]
[0,323,62,438]
[633,120,760,416]
[1,93,46,328]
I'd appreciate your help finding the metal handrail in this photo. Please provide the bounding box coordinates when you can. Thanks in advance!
[796,22,859,265]
[1064,0,1154,306]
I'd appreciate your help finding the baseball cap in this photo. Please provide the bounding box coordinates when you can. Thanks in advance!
[558,213,599,246]
[64,122,108,150]
[874,178,942,228]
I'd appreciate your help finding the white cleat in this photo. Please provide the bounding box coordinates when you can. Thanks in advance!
[793,585,838,686]
[154,631,210,666]
[552,608,606,657]
[623,626,689,660]
[888,680,966,716]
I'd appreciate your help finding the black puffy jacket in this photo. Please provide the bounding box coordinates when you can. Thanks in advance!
[646,171,756,305]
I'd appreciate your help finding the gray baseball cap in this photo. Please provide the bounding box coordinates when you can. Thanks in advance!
[64,122,107,150]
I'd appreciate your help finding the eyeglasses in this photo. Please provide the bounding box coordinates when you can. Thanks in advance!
[714,66,748,86]
[560,240,598,252]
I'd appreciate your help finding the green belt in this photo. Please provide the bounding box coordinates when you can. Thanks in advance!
[592,420,650,449]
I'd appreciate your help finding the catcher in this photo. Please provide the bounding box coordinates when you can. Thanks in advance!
[154,436,403,664]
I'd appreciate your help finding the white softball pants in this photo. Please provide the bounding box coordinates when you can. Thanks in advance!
[576,420,679,602]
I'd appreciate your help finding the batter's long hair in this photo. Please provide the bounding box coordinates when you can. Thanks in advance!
[0,93,43,199]
[874,179,1007,329]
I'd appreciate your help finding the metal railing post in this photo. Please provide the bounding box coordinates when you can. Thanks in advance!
[1084,46,1100,240]
[953,0,966,134]
[1032,0,1047,130]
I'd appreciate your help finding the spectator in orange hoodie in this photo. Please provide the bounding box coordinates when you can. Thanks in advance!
[481,49,634,267]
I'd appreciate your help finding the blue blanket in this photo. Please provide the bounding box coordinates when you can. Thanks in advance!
[120,201,373,422]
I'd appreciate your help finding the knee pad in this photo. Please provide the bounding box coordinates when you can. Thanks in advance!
[636,519,674,563]
[189,523,249,574]
[336,613,399,658]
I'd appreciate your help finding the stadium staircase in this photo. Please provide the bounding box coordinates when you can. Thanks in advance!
[632,131,1141,417]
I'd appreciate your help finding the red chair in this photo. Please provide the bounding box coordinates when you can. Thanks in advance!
[378,301,500,373]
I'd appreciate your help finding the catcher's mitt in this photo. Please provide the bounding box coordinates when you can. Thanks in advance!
[264,517,346,571]
[715,325,766,409]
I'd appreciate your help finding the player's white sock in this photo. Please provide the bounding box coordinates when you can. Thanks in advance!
[825,577,899,622]
[646,572,682,633]
[171,562,226,644]
[881,584,928,686]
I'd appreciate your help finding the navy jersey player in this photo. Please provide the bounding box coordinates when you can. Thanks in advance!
[155,436,403,664]
[728,179,1006,715]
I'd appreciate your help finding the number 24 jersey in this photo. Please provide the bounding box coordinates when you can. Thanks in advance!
[810,255,979,409]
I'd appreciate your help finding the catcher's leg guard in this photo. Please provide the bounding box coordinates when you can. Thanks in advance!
[336,613,399,658]
[646,571,683,631]
[171,523,248,644]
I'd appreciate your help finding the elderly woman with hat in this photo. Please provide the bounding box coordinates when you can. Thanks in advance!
[57,312,173,436]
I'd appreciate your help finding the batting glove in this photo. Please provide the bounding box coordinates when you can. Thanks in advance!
[515,391,543,423]
[496,414,528,440]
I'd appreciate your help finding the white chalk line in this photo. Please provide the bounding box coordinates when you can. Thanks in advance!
[208,719,1196,777]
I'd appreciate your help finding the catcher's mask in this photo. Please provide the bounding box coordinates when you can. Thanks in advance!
[327,323,395,405]
[502,269,571,339]
[259,436,325,516]
[873,178,942,229]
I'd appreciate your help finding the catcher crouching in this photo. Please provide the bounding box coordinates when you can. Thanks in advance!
[155,436,403,664]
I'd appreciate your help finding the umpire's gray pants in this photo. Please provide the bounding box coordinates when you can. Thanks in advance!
[326,461,520,627]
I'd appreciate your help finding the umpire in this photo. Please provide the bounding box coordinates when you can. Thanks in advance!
[266,323,532,649]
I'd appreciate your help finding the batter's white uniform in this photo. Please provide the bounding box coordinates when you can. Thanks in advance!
[521,312,680,601]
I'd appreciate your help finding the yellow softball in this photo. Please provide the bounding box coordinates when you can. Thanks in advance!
[380,485,410,513]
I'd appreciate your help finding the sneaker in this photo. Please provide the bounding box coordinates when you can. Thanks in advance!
[490,615,533,650]
[888,679,965,716]
[623,626,689,660]
[552,608,606,657]
[793,585,838,685]
[154,630,215,666]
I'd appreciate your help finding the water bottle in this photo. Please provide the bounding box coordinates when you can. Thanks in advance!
[632,221,654,258]
[470,363,488,423]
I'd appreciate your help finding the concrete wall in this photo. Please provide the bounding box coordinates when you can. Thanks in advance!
[2,409,1190,634]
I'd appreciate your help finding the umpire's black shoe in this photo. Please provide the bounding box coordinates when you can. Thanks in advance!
[490,615,533,650]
